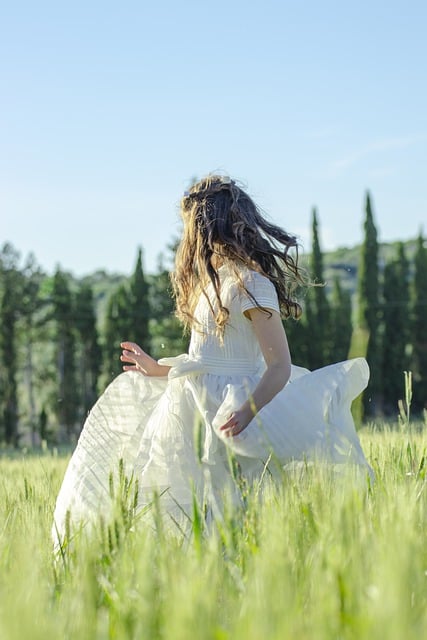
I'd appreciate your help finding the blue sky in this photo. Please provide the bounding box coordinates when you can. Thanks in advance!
[1,0,426,276]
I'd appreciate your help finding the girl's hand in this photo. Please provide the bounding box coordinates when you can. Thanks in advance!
[219,406,254,437]
[120,341,170,377]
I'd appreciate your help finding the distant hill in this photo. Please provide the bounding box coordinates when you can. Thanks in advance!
[318,238,419,296]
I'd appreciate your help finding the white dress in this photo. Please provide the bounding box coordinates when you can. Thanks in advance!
[53,267,371,540]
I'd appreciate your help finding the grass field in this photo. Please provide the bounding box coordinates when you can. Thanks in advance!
[1,425,427,640]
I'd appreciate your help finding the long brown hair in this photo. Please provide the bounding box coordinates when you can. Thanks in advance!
[172,174,305,335]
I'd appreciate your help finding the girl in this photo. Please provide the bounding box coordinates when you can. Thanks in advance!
[53,175,371,541]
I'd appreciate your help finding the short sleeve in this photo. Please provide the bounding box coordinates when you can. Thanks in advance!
[240,270,280,314]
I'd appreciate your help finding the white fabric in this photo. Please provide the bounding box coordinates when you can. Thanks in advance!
[53,267,371,541]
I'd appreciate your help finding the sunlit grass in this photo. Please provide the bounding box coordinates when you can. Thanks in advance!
[1,424,427,639]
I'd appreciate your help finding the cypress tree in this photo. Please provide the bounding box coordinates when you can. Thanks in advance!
[20,254,46,445]
[305,208,330,369]
[51,269,78,438]
[149,252,187,359]
[101,248,150,385]
[357,192,380,415]
[330,277,353,362]
[412,232,427,411]
[381,243,410,414]
[129,247,150,350]
[75,283,100,418]
[284,317,309,368]
[103,284,133,382]
[0,245,21,445]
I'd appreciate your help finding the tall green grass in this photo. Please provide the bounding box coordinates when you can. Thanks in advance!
[1,426,427,639]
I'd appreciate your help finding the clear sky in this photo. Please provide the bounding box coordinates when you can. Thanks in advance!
[1,0,426,276]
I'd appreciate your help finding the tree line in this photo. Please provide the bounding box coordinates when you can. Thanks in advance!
[0,193,426,445]
[0,245,186,446]
[287,193,427,418]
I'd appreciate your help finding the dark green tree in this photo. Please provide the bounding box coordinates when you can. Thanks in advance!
[381,243,410,414]
[284,316,309,368]
[330,277,353,362]
[129,247,151,350]
[20,254,47,445]
[102,248,151,385]
[75,283,100,418]
[357,192,380,415]
[411,232,427,411]
[305,208,330,369]
[102,284,133,383]
[0,244,21,445]
[149,250,187,360]
[51,268,79,438]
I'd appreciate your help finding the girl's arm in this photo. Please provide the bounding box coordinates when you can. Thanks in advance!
[219,309,291,437]
[120,341,171,377]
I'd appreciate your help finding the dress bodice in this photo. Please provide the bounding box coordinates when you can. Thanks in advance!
[188,267,280,376]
